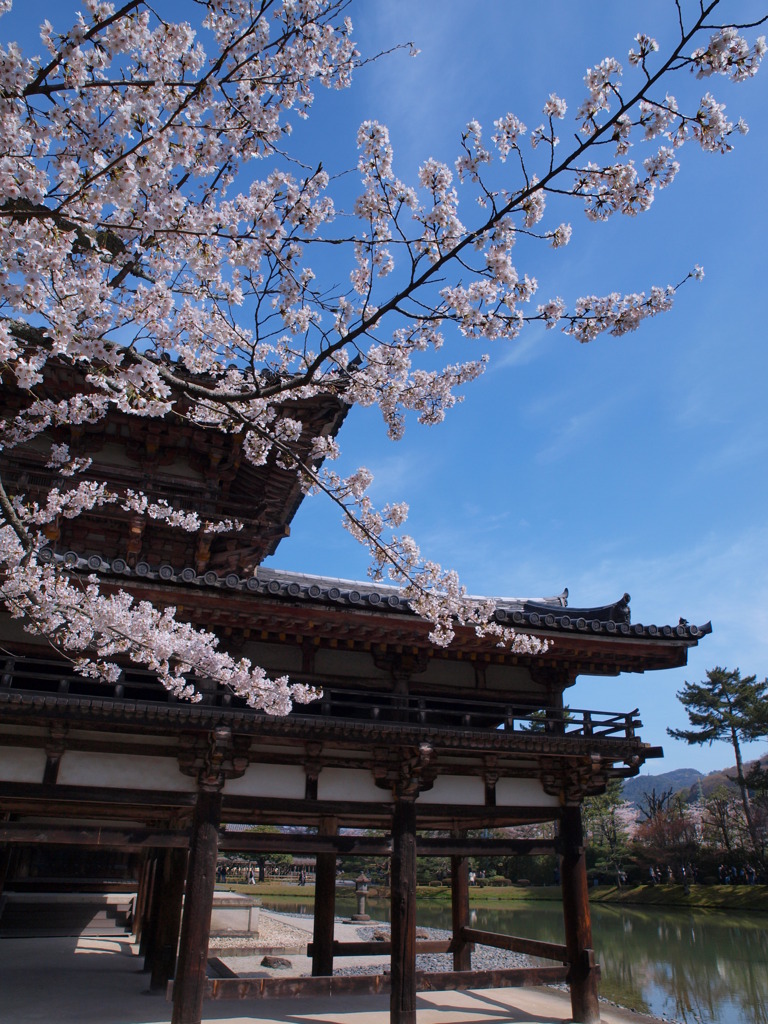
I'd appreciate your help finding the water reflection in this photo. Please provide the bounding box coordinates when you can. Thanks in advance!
[261,895,768,1024]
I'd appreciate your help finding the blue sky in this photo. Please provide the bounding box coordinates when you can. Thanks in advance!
[265,0,768,776]
[5,1,767,775]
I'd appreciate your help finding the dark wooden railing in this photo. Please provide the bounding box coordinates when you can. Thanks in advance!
[194,924,593,1002]
[0,655,641,740]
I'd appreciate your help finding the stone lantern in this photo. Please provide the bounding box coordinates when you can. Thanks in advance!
[352,871,370,921]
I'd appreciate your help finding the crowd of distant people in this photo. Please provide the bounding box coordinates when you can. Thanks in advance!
[646,862,761,886]
[717,863,758,885]
[215,862,314,885]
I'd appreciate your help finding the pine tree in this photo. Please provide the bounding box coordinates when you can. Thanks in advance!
[668,668,768,860]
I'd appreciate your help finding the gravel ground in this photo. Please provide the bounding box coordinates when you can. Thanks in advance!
[209,913,309,952]
[219,910,538,974]
[333,924,536,977]
[212,911,659,1022]
[213,910,540,978]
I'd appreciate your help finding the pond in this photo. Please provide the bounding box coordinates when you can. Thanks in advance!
[260,895,768,1024]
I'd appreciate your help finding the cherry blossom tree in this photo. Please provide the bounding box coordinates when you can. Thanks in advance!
[0,0,765,707]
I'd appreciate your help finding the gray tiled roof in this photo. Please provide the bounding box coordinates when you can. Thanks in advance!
[38,548,711,642]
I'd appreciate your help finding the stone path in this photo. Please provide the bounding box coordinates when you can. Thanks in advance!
[0,907,665,1024]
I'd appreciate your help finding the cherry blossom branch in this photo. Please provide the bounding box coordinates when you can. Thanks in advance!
[0,536,314,709]
[0,0,764,707]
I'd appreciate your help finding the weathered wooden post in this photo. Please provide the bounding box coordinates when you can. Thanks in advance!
[141,850,163,970]
[450,831,471,972]
[171,786,222,1024]
[136,852,157,956]
[311,815,337,977]
[560,804,600,1024]
[150,846,188,990]
[390,797,418,1024]
[171,724,248,1024]
[0,842,12,899]
[132,852,147,942]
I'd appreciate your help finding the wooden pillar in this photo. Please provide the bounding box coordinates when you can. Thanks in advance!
[150,847,188,990]
[142,851,166,970]
[560,805,600,1024]
[137,853,158,957]
[0,843,12,898]
[172,788,222,1024]
[311,816,337,977]
[390,798,417,1024]
[132,852,149,943]
[450,835,471,972]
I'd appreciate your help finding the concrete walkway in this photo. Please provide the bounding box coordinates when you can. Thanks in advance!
[0,910,662,1024]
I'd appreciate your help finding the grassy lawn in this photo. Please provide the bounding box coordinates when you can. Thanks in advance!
[223,879,768,913]
[590,882,768,912]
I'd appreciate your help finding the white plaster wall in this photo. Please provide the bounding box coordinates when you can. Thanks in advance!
[496,777,559,807]
[417,775,485,805]
[317,767,392,803]
[57,751,198,791]
[0,746,46,783]
[224,764,305,798]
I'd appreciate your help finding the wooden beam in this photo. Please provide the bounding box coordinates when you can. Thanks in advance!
[0,822,554,857]
[221,832,390,856]
[201,973,389,1000]
[0,782,196,807]
[221,794,559,826]
[1,784,560,829]
[462,927,568,963]
[193,966,571,1001]
[0,823,188,848]
[414,966,571,991]
[420,836,557,857]
[218,833,556,857]
[307,940,451,957]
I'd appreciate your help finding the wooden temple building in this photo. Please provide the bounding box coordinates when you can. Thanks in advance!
[0,371,711,1024]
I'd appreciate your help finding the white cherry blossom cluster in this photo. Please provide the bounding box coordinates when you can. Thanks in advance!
[578,57,623,134]
[564,285,677,344]
[45,444,92,478]
[0,1,765,706]
[575,147,679,221]
[691,26,766,81]
[0,525,312,710]
[121,492,242,534]
[335,483,547,654]
[492,113,527,160]
[628,34,660,67]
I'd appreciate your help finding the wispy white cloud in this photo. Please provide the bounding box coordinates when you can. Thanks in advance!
[486,327,550,371]
[533,394,624,463]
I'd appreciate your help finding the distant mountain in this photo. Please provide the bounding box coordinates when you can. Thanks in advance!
[622,756,767,808]
[622,768,702,807]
